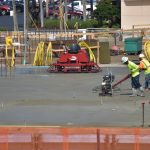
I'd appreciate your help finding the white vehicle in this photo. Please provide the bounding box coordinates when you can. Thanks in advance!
[77,29,87,40]
[67,1,96,12]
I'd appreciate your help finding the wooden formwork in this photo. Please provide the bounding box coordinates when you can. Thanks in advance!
[0,30,118,65]
[0,127,150,150]
[122,24,150,40]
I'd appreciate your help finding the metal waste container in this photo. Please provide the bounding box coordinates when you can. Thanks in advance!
[124,37,142,54]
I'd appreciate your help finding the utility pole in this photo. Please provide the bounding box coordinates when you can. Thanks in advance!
[83,0,86,21]
[90,0,93,18]
[64,0,68,22]
[40,0,44,27]
[59,0,64,31]
[45,0,49,17]
[12,0,18,31]
[71,0,74,19]
[23,0,28,65]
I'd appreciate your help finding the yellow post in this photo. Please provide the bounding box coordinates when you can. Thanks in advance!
[45,42,53,65]
[33,42,45,66]
[97,41,100,64]
[5,36,15,68]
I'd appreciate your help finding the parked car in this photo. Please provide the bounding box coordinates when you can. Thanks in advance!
[68,6,83,16]
[0,2,11,15]
[3,0,23,2]
[2,1,24,13]
[48,4,83,18]
[67,1,96,12]
[48,4,59,17]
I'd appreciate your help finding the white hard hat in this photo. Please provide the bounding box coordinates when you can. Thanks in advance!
[139,53,145,58]
[121,56,128,64]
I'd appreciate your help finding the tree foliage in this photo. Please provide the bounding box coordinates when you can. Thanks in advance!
[44,19,98,29]
[93,0,120,28]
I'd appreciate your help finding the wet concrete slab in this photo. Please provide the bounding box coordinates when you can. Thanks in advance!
[0,66,150,127]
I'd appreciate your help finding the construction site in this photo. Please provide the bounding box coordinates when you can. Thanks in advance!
[0,25,150,150]
[1,0,150,149]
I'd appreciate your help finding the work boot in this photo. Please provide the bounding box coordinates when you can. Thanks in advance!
[138,87,145,97]
[129,88,137,97]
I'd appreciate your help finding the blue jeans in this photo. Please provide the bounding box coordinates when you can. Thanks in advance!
[131,74,141,89]
[145,73,150,89]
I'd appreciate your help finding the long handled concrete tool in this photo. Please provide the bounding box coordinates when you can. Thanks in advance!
[93,73,131,96]
[112,74,131,89]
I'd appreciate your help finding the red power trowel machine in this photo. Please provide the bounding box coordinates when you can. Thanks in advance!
[47,43,101,73]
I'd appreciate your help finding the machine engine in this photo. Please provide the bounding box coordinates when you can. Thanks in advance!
[100,73,115,96]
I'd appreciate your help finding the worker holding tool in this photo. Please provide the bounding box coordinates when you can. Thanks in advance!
[121,56,144,97]
[139,53,150,91]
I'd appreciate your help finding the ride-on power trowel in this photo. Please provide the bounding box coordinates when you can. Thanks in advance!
[47,41,101,73]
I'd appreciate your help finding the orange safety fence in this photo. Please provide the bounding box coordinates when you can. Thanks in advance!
[0,127,150,150]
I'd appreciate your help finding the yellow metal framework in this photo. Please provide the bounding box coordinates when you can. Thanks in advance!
[33,42,53,66]
[78,41,96,62]
[5,36,15,68]
[144,40,150,61]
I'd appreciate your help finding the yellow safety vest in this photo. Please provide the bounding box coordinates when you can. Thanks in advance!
[141,58,150,74]
[128,61,140,77]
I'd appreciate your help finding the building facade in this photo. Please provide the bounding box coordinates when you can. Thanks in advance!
[121,0,150,29]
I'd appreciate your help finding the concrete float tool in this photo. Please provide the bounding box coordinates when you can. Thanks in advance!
[94,73,131,96]
[112,74,131,89]
[99,73,115,96]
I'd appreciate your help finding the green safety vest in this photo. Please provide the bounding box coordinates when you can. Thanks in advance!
[141,58,150,74]
[128,61,140,77]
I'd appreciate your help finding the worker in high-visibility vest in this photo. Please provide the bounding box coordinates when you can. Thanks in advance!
[121,56,144,97]
[139,53,150,91]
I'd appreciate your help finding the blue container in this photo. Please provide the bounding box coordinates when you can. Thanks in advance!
[124,37,142,54]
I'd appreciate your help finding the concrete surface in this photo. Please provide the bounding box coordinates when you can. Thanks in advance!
[0,65,150,127]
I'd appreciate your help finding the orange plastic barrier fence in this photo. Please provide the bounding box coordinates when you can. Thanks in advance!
[0,127,150,150]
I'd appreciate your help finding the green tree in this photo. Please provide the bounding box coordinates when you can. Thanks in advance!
[93,0,120,28]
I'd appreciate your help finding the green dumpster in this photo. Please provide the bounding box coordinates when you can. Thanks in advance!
[124,37,142,54]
